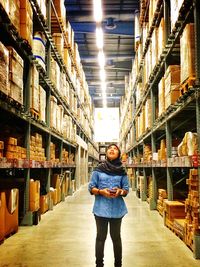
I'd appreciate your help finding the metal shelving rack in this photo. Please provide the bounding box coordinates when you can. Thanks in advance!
[120,0,200,258]
[0,1,98,226]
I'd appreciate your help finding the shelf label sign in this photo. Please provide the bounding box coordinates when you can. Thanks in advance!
[94,108,119,142]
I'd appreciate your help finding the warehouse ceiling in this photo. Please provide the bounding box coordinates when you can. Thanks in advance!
[64,0,139,108]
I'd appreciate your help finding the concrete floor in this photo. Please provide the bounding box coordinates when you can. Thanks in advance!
[0,185,199,267]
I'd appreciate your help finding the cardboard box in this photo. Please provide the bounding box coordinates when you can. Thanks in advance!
[39,86,46,123]
[165,90,180,109]
[20,0,33,46]
[170,0,184,30]
[0,42,9,95]
[164,65,180,95]
[180,24,195,83]
[29,179,40,212]
[9,0,20,32]
[158,78,165,116]
[157,18,165,59]
[40,194,49,214]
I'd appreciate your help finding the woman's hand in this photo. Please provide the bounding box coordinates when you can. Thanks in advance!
[99,188,112,198]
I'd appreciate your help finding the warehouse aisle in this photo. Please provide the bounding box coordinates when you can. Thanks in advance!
[0,185,199,267]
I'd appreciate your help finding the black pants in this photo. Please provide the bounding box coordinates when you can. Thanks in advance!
[95,215,122,267]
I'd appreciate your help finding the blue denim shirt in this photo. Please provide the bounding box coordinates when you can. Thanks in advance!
[88,171,129,218]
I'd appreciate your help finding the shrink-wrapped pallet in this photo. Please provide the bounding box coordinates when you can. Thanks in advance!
[50,96,57,129]
[145,98,152,130]
[20,0,33,47]
[158,78,165,116]
[7,47,23,104]
[170,0,184,30]
[164,65,180,95]
[50,58,60,91]
[0,42,9,95]
[56,105,64,133]
[151,28,158,70]
[63,47,71,73]
[52,33,64,56]
[39,86,46,123]
[180,24,195,83]
[33,32,46,70]
[31,65,40,112]
[157,18,165,59]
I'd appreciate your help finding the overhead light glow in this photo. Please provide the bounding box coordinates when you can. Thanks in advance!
[98,51,105,68]
[96,28,104,49]
[101,82,106,92]
[93,0,102,22]
[100,69,106,81]
[103,98,107,108]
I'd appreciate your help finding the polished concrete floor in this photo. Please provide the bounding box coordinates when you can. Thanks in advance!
[0,185,199,267]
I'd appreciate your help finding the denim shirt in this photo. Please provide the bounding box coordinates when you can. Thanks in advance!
[88,171,129,218]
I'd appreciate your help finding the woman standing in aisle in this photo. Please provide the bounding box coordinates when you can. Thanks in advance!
[88,144,129,267]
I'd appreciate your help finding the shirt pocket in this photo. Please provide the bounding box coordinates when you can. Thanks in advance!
[98,173,111,188]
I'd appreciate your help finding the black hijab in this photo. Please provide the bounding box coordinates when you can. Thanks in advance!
[95,144,127,176]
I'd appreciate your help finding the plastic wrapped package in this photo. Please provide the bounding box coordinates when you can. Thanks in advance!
[170,0,184,30]
[158,78,165,116]
[39,86,46,123]
[157,18,165,59]
[50,96,57,129]
[31,65,40,112]
[33,32,46,70]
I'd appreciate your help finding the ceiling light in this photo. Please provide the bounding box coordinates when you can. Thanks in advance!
[101,82,106,92]
[96,28,104,49]
[98,51,105,68]
[100,69,106,81]
[93,0,102,22]
[103,98,107,108]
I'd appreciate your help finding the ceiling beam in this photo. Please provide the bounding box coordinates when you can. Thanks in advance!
[70,21,134,36]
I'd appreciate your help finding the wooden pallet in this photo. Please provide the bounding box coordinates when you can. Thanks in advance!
[30,108,40,120]
[180,76,196,95]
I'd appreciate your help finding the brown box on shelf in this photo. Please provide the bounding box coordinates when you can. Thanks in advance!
[0,141,4,150]
[9,82,23,105]
[165,89,180,109]
[40,194,49,214]
[0,189,19,240]
[52,33,64,56]
[20,0,33,47]
[164,200,186,221]
[52,0,66,20]
[29,179,40,212]
[9,0,20,33]
[180,23,195,83]
[0,42,9,96]
[164,65,180,95]
[50,189,58,205]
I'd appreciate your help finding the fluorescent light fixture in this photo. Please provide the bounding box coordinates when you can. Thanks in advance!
[100,69,106,81]
[96,28,104,49]
[101,82,106,92]
[93,0,102,22]
[103,98,107,108]
[98,50,105,68]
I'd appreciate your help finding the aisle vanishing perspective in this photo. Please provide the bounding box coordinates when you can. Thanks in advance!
[0,185,199,267]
